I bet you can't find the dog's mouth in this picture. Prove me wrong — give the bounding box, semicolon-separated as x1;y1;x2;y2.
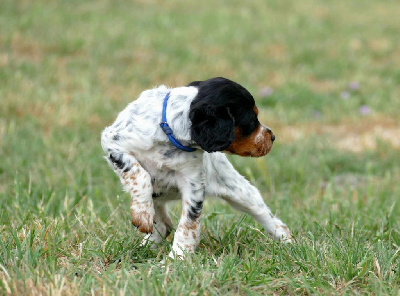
225;125;274;157
249;141;273;157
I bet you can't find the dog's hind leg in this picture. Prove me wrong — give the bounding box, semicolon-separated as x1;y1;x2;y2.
204;153;292;242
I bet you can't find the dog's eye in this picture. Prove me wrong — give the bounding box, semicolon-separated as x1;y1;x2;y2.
241;120;258;136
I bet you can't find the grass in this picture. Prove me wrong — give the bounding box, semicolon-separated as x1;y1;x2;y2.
0;0;399;294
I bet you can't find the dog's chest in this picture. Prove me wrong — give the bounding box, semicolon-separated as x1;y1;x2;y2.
135;144;203;193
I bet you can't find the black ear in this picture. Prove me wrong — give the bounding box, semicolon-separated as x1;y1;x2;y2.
189;105;235;152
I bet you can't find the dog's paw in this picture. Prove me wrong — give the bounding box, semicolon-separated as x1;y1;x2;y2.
130;202;155;233
141;232;163;249
273;223;293;243
168;249;185;260
168;243;195;260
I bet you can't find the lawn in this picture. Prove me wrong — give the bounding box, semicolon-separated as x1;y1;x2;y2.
0;0;399;294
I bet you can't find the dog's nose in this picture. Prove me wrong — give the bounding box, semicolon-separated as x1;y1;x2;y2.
271;134;275;142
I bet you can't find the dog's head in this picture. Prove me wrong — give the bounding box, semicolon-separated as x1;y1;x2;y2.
188;77;275;157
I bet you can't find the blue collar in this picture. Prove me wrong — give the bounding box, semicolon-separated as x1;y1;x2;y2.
159;92;197;152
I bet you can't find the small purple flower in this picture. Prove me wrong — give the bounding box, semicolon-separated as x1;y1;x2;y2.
359;105;371;115
340;91;350;100
259;86;274;98
348;81;360;90
312;110;322;118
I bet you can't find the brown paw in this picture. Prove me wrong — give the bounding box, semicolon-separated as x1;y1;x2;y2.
130;202;155;233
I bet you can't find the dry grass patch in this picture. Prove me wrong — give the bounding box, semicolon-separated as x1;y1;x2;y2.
10;33;44;64
0;274;82;296
275;116;400;152
306;76;338;92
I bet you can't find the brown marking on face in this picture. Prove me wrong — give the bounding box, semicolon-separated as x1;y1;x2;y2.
226;124;274;157
253;106;259;115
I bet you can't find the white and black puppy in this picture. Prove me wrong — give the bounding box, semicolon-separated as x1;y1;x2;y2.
101;77;291;258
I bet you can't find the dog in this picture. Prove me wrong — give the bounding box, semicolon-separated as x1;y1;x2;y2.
101;77;292;258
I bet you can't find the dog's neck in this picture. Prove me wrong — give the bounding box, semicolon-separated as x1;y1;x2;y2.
160;92;197;152
161;86;198;144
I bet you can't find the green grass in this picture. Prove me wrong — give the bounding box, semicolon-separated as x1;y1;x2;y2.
1;0;399;294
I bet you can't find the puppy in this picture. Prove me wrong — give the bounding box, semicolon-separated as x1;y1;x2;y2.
101;77;291;258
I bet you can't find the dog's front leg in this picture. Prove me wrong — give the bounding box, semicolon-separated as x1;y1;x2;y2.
126;168;156;235
205;153;292;242
169;168;205;259
106;151;155;233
